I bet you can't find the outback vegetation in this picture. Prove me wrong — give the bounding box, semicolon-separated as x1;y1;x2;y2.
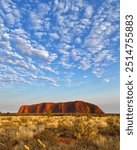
0;114;120;150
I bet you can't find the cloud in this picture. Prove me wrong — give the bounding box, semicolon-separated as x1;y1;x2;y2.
29;11;43;30
71;49;81;61
59;56;72;69
41;65;57;74
104;78;110;83
0;76;29;84
79;58;91;70
84;1;119;54
5;13;14;24
40;76;59;86
35;50;49;59
13;36;55;60
0;41;11;49
92;68;104;78
29;73;37;79
0;65;16;75
83;75;88;79
0;0;119;87
2;33;10;40
1;49;23;60
93;50;109;63
47;53;58;62
49;33;60;40
0;57;25;68
84;5;93;18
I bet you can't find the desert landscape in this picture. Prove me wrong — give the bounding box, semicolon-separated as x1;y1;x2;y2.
0;101;120;150
0;0;120;149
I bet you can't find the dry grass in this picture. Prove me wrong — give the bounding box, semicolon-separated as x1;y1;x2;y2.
0;114;120;150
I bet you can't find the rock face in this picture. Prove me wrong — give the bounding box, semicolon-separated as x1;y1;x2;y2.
18;101;104;114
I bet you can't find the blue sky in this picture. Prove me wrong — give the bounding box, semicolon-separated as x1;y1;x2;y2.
0;0;120;113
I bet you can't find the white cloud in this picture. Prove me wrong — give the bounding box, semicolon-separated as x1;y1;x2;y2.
93;51;108;63
75;37;82;44
41;65;56;73
85;38;105;52
92;68;104;78
112;34;120;42
104;78;110;83
49;33;59;40
47;53;58;62
40;76;59;86
0;65;16;75
34;32;44;39
30;73;37;79
38;3;50;15
80;18;91;26
83;75;88;79
0;41;11;49
0;57;29;69
84;0;119;55
0;76;29;84
29;11;43;30
34;50;49;59
71;49;81;61
58;49;70;56
84;5;93;18
2;33;10;40
6;13;15;25
0;0;119;87
79;58;91;70
59;56;72;69
14;36;50;59
1;50;23;60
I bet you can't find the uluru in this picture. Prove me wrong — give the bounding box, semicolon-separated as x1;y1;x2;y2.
18;101;104;114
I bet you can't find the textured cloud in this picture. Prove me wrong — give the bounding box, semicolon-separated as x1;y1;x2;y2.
0;0;119;87
41;65;57;74
104;78;110;83
40;76;59;87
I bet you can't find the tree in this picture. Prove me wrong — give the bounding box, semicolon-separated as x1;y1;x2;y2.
85;106;90;114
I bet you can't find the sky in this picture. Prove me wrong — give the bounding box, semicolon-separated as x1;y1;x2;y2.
0;0;120;113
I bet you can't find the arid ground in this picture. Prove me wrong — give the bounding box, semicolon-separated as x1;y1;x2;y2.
0;114;119;150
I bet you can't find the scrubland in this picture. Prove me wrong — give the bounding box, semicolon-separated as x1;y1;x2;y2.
0;114;119;150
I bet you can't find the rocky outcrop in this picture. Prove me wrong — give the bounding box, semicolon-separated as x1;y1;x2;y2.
18;101;104;114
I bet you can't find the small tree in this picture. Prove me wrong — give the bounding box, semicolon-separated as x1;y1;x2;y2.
7;112;10;115
46;109;52;117
85;106;90;114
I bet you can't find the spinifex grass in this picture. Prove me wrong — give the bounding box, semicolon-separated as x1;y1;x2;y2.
0;114;120;150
